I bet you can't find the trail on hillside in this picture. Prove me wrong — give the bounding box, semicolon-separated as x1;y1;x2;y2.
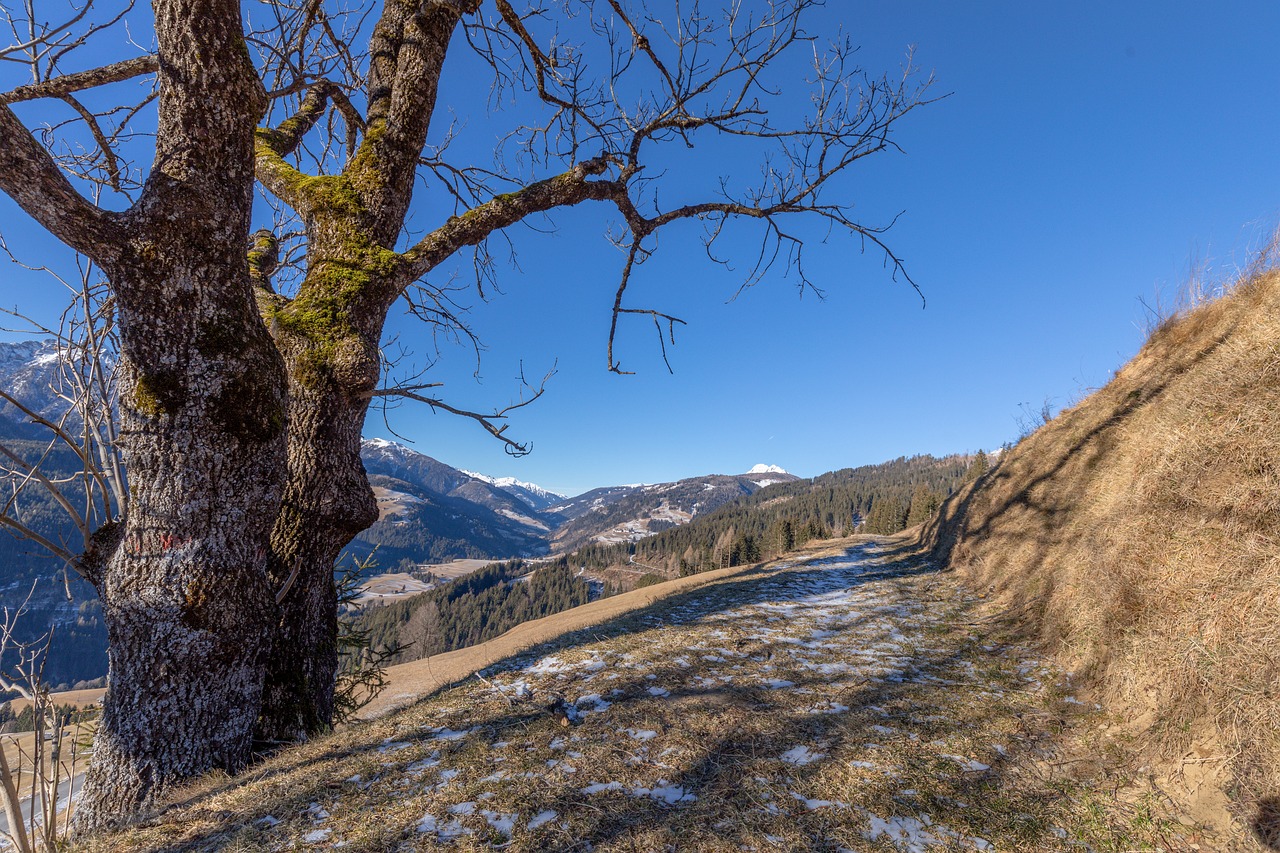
89;543;1200;853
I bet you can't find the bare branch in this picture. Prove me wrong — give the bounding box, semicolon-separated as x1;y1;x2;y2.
0;514;76;566
0;54;157;104
401;154;622;280
257;79;362;160
372;364;556;457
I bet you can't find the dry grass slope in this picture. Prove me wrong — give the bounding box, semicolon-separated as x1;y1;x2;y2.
75;542;1196;852
923;268;1280;850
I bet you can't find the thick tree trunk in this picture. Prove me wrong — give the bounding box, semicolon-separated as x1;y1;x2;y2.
257;324;383;741
71;0;281;830
75;266;288;829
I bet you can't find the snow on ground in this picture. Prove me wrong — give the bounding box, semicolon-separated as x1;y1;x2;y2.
138;543;1116;852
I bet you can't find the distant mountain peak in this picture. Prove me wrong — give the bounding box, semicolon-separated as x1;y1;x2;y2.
747;463;788;475
461;469;566;502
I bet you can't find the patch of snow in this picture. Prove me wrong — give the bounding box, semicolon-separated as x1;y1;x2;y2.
481;810;518;837
747;463;788;474
780;745;826;765
574;693;612;714
943;755;991;772
811;701;851;715
377;740;411;753
527;810;558;830
862;812;992;853
582;781;695;804
790;792;846;810
416;814;469;839
581;781;625;795
643;784;696;804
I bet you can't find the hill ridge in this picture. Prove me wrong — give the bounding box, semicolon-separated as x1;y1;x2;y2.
922;268;1280;847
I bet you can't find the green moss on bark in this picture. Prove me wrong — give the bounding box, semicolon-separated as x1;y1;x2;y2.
267;242;399;388
130;369;187;418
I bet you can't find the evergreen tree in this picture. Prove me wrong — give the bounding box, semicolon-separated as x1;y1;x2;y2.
906;484;943;526
964;450;990;482
863;495;908;535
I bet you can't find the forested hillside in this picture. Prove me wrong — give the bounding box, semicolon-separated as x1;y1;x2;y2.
0;431;108;688
570;453;979;577
546;469;799;552
354;560;590;665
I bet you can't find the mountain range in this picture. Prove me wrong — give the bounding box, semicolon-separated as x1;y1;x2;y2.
0;341;799;683
353;435;797;568
0;340;795;569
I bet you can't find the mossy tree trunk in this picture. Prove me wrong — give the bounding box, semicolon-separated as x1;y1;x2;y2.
0;0;287;830
256;282;391;741
0;0;928;826
250;0;464;740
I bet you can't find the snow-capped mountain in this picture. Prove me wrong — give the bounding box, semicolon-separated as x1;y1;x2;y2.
747;463;788;475
546;469;801;552
461;469;566;511
356;438;554;563
0;339;67;425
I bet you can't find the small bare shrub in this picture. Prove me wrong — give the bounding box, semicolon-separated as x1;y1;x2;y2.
0;595;91;852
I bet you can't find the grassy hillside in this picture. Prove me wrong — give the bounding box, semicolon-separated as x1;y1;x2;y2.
923;267;1280;847
81;541;1197;852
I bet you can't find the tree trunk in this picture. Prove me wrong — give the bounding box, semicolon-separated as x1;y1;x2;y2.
75;264;288;829
71;0;282;829
257;324;383;741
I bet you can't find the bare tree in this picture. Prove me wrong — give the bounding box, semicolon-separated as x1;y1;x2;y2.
0;254;124;588
0;595;89;852
0;0;934;829
400;596;442;659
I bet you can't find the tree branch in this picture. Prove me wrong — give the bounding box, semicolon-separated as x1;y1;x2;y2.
0;55;158;104
0;514;76;566
400;154;622;280
257;79;361;158
372;366;554;457
0;106;124;263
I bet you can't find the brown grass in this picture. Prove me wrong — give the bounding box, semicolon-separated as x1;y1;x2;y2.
922;267;1280;850
76;541;1197;852
360;539;854;721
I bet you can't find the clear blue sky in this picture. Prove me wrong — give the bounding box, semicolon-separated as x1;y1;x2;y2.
2;2;1278;496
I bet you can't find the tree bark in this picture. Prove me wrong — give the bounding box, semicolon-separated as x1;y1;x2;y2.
71;0;285;830
255;228;394;740
257;373;379;741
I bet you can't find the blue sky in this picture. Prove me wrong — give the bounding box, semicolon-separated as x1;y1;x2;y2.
2;2;1278;496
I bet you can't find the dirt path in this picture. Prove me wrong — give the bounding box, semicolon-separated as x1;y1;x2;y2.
358;539;857;721
89;541;1206;852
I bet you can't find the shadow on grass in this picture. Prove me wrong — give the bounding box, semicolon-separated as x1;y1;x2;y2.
129;542;1084;852
1254;797;1280;850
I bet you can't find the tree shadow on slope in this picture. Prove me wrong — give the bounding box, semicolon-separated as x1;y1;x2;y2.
110;543;1190;852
